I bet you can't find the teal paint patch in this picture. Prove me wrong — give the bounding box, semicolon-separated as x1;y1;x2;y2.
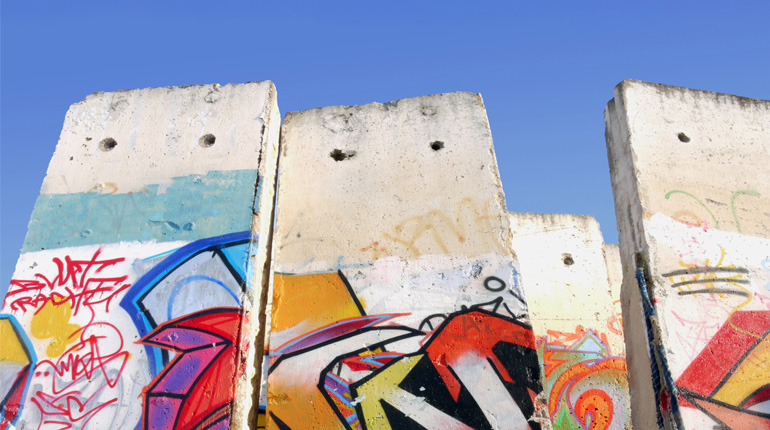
22;170;260;252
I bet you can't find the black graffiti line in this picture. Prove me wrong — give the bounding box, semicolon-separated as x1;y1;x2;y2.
677;288;750;297
338;270;366;317
145;392;186;400
662;267;749;277
214;248;246;292
508;290;527;306
197;403;233;430
268;412;293;430
670;278;750;288
419;314;448;332
679;388;770;419
678;389;738;428
740;383;770;408
502;303;527;320
483;276;506;292
467;297;523;321
469;297;504;314
139;320;231;350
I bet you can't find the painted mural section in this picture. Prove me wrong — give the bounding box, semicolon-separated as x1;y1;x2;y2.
263;93;547;429
1;82;280;430
606;80;770;429
2;233;255;430
644;205;770;429
510;213;631;430
265;255;544;429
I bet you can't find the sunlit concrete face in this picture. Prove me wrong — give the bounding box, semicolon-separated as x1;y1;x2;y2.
263;93;548;430
606;79;770;429
510;212;632;430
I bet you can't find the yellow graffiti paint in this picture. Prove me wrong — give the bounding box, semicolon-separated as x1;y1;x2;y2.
265;377;343;430
713;335;770;406
30;301;81;358
0;319;30;364
271;272;364;333
355;354;423;430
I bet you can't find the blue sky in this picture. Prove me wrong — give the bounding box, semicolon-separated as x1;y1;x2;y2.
2;1;770;287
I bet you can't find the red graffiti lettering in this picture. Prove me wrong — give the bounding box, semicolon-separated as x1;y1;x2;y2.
30;322;129;430
5;250;130;316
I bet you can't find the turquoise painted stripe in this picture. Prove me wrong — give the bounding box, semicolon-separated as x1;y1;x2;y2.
22;169;260;252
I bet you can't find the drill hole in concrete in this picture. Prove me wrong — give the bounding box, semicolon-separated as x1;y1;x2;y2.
330;149;355;161
199;134;216;147
430;141;445;151
677;132;690;143
563;254;574;266
99;138;117;152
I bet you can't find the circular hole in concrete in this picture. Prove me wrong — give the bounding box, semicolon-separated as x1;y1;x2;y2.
430;141;445;151
99;138;117;152
678;132;690;143
199;134;216;147
330;149;356;161
563;255;574;266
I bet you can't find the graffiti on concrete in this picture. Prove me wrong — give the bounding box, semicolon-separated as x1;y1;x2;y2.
140;307;244;430
538;327;630;430
645;188;770;428
120;231;251;376
1;315;37;430
265;267;544;430
0;232;255;430
676;310;770;428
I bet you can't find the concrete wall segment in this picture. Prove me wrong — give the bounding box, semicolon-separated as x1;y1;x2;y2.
510;212;632;429
606;79;770;429
509;213;622;351
23;82;277;253
1;81;280;430
264;92;548;429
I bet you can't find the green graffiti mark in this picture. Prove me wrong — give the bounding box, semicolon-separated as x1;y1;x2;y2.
730;189;760;233
665;190;719;229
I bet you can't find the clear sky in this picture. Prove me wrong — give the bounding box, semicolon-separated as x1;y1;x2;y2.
2;1;770;288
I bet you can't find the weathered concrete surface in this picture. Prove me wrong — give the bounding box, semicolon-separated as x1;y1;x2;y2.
606;79;770;429
264;93;548;429
0;82;280;430
510;213;631;429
